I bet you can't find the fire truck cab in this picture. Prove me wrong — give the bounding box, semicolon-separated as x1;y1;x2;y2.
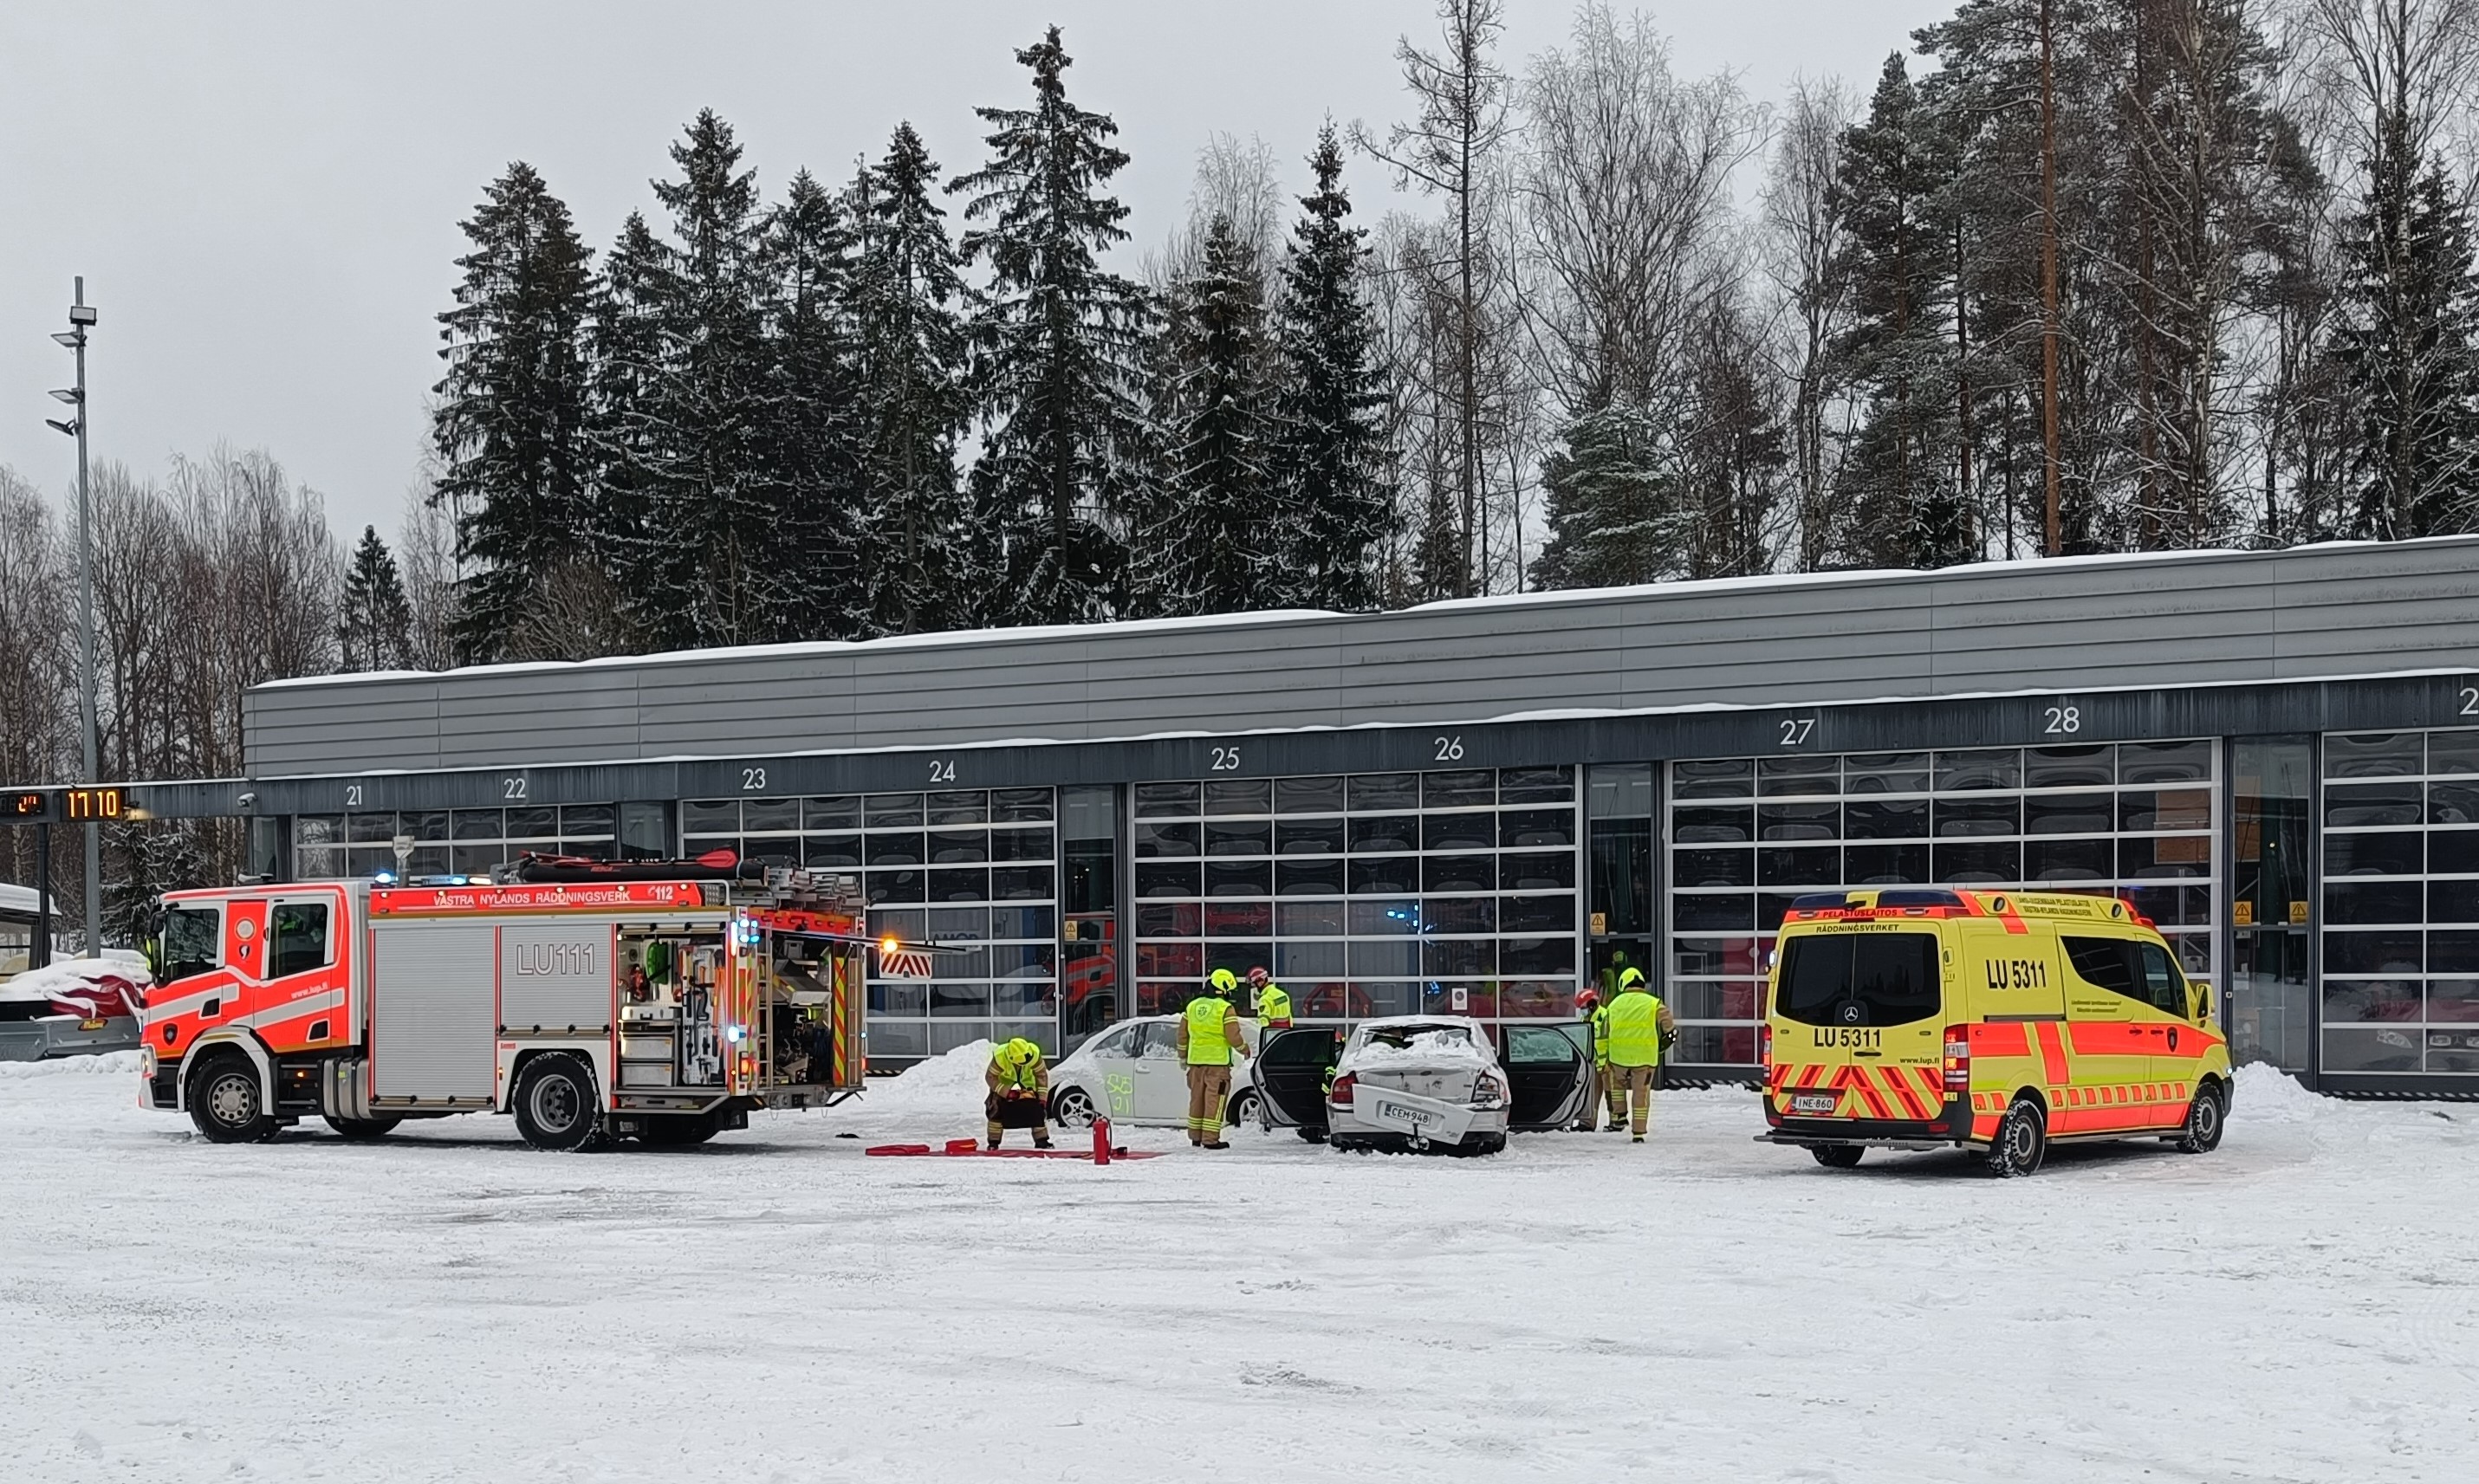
140;872;868;1150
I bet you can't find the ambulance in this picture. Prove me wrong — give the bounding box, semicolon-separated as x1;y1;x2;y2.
1759;888;2231;1176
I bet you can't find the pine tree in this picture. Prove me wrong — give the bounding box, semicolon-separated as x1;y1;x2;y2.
1143;215;1276;614
951;26;1156;625
2335;107;2479;541
851;122;975;635
1271;124;1392;612
1830;53;1966;567
336;525;414;671
581;211;668;644
763;168;867;640
431;162;595;664
619;111;785;649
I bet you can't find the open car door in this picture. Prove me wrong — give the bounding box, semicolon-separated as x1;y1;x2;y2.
1501;1022;1594;1131
1254;1026;1342;1131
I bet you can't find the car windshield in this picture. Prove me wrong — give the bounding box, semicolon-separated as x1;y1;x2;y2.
1775;932;1942;1027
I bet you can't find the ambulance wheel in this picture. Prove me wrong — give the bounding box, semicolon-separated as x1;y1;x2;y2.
323;1114;401;1141
636;1113;718;1147
512;1053;607;1152
1050;1086;1098;1128
189;1053;278;1144
1986;1097;2047;1177
1810;1144;1865;1169
2176;1080;2226;1154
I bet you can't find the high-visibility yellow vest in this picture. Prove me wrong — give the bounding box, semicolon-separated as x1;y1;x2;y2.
1590;1004;1611;1066
1604;989;1665;1067
1185;995;1236;1066
1256;984;1293;1022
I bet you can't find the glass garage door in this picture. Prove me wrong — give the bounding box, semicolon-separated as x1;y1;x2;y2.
1668;742;2221;1067
1128;768;1581;1032
2320;730;2479;1079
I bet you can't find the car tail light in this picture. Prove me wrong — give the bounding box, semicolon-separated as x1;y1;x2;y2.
1328;1071;1356;1107
1472;1072;1507;1109
1943;1026;1970;1092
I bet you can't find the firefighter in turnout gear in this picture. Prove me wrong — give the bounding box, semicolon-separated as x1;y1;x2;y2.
1178;969;1251;1148
1249;966;1292;1028
1573;985;1606;1131
1602;967;1676;1141
984;1037;1053;1150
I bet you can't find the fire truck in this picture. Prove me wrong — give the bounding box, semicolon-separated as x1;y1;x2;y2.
138;863;871;1150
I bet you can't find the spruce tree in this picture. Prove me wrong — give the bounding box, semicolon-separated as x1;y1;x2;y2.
951;26;1155;625
431;161;595;663
583;211;668;640
851;122;975;635
336;525;414;671
1145;215;1276;614
2335;108;2479;541
763;168;867;639
1535;404;1678;587
1271;124;1392;612
620;111;784;648
1830;53;1966;567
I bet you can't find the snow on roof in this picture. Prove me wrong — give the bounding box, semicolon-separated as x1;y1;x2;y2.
0;882;45;917
254;534;2477;695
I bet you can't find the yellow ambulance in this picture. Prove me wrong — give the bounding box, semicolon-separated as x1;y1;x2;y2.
1759;888;2231;1176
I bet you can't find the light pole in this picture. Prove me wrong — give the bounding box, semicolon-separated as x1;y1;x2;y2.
46;279;101;956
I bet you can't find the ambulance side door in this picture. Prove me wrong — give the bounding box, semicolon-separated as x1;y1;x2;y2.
2057;933;2154;1124
2137;940;2207;1124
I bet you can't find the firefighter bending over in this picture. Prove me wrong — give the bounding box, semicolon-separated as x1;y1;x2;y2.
1602;967;1676;1143
985;1037;1053;1150
1178;969;1251;1149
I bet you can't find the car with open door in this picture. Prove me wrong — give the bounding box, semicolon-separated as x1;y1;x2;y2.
1047;1014;1263;1131
1255;1015;1594;1153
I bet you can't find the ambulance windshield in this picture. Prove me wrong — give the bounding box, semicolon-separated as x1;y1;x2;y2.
1775;933;1941;1027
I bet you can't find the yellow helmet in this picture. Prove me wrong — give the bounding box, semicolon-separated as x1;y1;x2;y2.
1208;968;1238;995
1617;966;1646;991
997;1036;1040;1066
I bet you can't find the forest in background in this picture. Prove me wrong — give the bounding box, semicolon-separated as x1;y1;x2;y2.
10;0;2479;936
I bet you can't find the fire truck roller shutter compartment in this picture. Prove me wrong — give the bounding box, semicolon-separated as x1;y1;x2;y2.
499;922;616;1034
370;922;496;1101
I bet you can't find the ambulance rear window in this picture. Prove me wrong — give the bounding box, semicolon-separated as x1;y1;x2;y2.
1776;933;1942;1027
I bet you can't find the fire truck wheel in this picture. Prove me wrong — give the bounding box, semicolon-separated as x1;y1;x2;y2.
2176;1080;2226;1154
1985;1096;2048;1178
636;1113;719;1147
188;1054;277;1144
323;1114;402;1141
512;1053;607;1152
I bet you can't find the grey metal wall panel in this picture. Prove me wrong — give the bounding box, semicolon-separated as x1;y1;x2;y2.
239;535;2479;777
369;922;496;1099
497;923;615;1033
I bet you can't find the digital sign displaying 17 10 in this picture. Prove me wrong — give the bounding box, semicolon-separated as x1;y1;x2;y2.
3;787;128;824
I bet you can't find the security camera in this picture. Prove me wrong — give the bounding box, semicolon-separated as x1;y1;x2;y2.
236;791;257;807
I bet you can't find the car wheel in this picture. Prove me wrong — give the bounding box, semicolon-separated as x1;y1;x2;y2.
1227;1088;1262;1131
637;1113;720;1147
323;1114;401;1141
1809;1144;1865;1170
1050;1085;1098;1128
1984;1096;2047;1177
188;1054;277;1144
1295;1125;1327;1144
2176;1080;2225;1154
511;1053;607;1152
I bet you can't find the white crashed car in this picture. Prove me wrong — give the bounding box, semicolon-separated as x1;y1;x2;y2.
1256;1014;1595;1155
1047;1014;1263;1131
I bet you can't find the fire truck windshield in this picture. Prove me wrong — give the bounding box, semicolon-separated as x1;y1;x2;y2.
159;906;221;985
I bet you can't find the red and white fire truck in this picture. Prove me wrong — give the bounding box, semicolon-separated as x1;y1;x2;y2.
138;865;871;1150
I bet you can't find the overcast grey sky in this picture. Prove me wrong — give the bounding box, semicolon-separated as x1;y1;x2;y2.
0;1;1949;541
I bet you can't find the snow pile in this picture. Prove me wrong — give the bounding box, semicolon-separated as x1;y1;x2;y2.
1351;1026;1490;1070
860;1040;995;1111
0;1048;141;1081
0;955;149;1018
2234;1061;2327;1123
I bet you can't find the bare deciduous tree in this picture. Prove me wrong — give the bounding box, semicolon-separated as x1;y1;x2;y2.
1762;75;1863;569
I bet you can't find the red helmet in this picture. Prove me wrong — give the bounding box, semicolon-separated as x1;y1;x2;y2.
1574;986;1600;1009
1247;966;1269;986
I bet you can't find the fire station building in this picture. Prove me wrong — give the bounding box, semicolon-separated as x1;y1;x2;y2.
118;535;2479;1096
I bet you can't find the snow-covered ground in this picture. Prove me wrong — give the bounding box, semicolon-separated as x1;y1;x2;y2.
3;1052;2473;1483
